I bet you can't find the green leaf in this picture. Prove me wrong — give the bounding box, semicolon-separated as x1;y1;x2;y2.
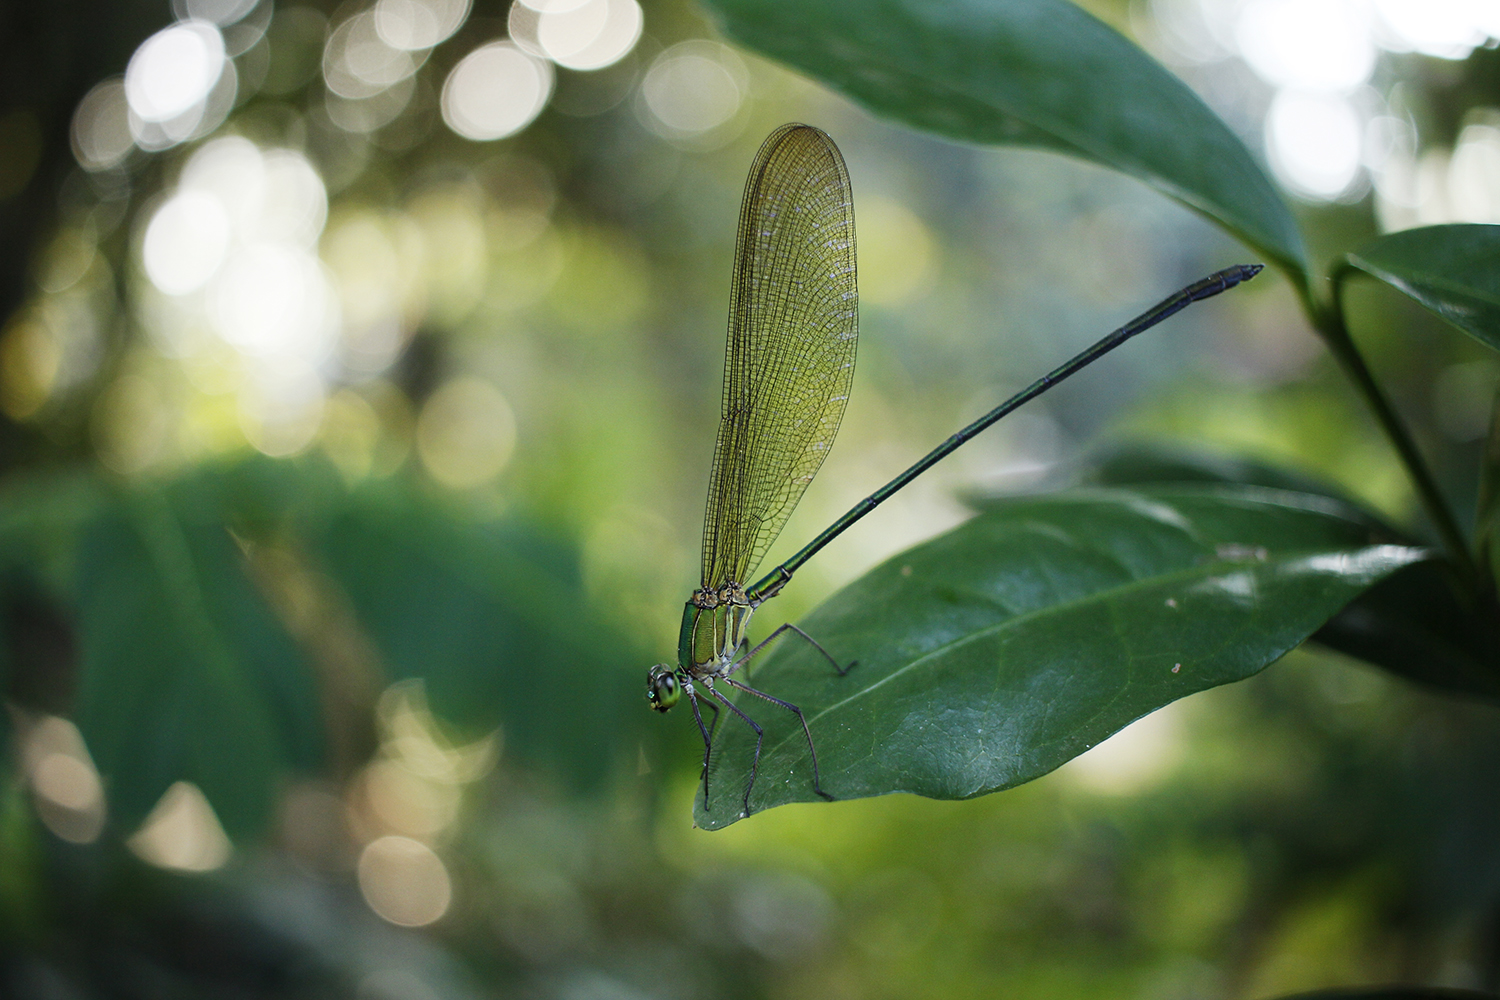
312;484;646;789
1345;224;1500;351
693;485;1423;828
1075;442;1500;702
1079;441;1357;501
0;471;114;758
0;470;111;597
703;0;1307;278
1477;388;1500;590
73;482;323;839
1313;560;1500;702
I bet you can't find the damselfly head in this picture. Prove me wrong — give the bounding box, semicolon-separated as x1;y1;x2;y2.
647;665;681;712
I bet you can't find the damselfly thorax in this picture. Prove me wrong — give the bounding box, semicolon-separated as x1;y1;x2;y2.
681;583;756;679
648;570;844;819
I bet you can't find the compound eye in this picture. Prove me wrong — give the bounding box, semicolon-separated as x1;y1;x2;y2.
646;665;681;712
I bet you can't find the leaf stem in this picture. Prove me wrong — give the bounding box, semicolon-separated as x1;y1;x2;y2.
1320;269;1479;592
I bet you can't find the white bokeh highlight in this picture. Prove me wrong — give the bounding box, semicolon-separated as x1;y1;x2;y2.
1266;90;1364;200
1158;0;1500;204
640;41;747;138
441;41;553;141
324;11;422;100
134;137;339;458
210;243;339;360
1373;0;1489;58
71;79;135;171
1235;0;1375;93
125;21;226;122
143;190;232;295
536;0;641;71
374;0;472;50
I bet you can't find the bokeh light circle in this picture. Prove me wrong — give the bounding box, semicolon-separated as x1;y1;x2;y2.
21;716;106;846
416;376;517;488
519;0;591;11
1235;0;1375;93
1449;123;1500;223
124;21;227;122
858;196;937;307
71;79;135;171
641;41;744;136
540;0;642;71
239;363;327;457
210;244;339;361
1266;89;1362;200
175;0;259;26
357;835;453;927
374;0;472;51
143;190;232;295
440;41;553;141
1372;0;1488;59
176;138;330;251
536;0;606;61
128;52;238;153
255;149;330;247
324;12;420;100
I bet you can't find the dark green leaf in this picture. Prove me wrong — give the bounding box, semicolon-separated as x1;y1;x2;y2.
1077;440;1358;501
1072;443;1500;702
312;484;646;789
73;483;323;839
1345;224;1500;351
1313;560;1500;702
703;0;1307;277
1478;388;1500;590
0;618;9;755
0;471;114;755
694;486;1424;828
0;470;111;596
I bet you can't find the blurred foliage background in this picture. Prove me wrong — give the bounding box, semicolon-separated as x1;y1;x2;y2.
1;0;1500;996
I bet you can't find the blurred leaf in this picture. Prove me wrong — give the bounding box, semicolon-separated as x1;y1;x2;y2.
1478;388;1500;591
704;0;1307;277
73;479;323;839
1313;560;1500;702
1075;442;1500;702
0;470;111;592
695;485;1423;828
1344;224;1500;351
0;471;115;756
191;453;348;534
0;780;45;941
312;483;645;789
1078;440;1358;500
1272;990;1500;999
0;633;8;758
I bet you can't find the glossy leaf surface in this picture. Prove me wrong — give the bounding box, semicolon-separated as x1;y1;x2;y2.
1083;442;1500;703
703;0;1306;277
1345;224;1500;351
695;486;1423;828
